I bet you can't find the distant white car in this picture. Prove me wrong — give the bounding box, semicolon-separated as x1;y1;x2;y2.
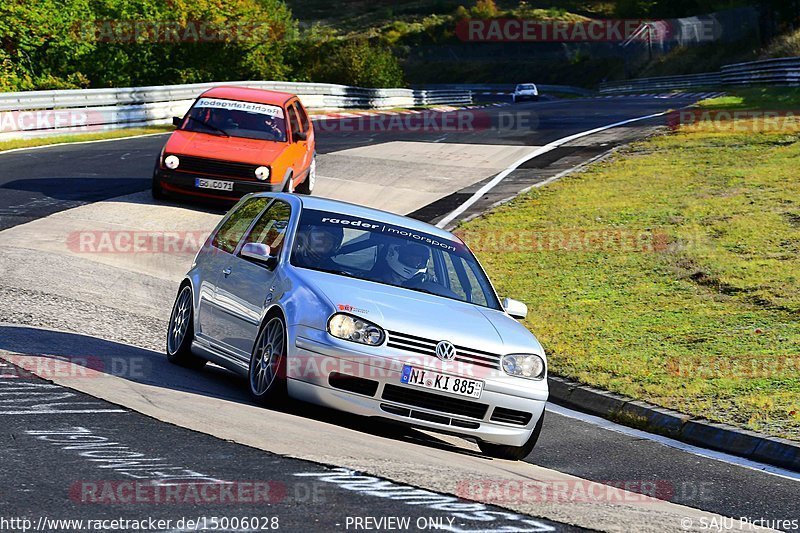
512;83;539;103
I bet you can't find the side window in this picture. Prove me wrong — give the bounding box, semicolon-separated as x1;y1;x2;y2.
211;198;269;254
287;105;301;138
242;200;291;257
438;252;489;306
440;253;468;300
293;102;309;132
459;258;490;307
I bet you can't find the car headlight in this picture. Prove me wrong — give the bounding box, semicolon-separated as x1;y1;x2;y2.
328;313;385;346
164;155;180;169
255;166;270;181
501;354;546;380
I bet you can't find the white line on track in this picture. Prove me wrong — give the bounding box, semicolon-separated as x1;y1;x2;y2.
0;131;171;157
435;110;670;228
547;403;800;483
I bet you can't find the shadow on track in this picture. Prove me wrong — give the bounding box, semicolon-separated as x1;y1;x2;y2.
0;324;488;460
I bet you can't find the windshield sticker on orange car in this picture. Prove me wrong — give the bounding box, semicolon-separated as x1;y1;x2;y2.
195;98;285;119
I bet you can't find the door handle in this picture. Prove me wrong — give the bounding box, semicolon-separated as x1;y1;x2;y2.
222;267;231;277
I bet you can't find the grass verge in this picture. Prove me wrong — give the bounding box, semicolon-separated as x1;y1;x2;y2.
458;91;800;440
0;126;173;153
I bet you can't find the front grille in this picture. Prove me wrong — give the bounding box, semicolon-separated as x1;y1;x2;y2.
381;384;488;419
328;372;379;397
490;407;533;426
386;330;501;370
169;154;259;180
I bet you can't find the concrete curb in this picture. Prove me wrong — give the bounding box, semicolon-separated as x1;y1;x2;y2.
547;375;800;473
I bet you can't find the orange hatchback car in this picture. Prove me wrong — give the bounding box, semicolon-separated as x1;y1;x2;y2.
153;86;316;202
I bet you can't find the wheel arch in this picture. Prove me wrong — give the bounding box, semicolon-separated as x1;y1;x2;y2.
281;167;294;192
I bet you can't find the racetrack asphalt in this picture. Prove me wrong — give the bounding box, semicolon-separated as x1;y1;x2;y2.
0;94;796;532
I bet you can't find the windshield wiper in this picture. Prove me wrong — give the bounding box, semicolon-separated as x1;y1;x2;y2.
310;267;359;279
184;115;230;137
402;285;439;297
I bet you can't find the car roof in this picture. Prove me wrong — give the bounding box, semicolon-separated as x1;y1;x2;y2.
262;194;461;242
199;86;294;106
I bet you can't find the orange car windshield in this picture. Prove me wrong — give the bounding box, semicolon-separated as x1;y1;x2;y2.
181;97;287;142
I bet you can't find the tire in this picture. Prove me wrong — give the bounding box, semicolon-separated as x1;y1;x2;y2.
248;314;288;404
479;411;544;461
295;156;315;195
166;285;206;369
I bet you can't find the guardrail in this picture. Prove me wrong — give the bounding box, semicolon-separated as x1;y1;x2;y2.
599;55;800;94
599;72;723;93
721;56;800;86
0;81;473;140
414;84;594;97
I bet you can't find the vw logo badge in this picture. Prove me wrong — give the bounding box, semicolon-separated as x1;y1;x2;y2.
435;341;456;361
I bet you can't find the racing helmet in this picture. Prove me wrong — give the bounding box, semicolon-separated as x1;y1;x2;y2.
386;243;429;280
297;224;344;263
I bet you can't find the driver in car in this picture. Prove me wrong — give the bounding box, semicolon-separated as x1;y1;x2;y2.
380;243;430;286
293;225;343;271
263;115;283;139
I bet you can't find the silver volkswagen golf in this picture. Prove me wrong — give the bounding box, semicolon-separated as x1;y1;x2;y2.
166;193;548;460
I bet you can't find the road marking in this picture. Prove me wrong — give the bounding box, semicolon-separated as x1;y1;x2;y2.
27;426;226;484
0;131;171;157
295;468;557;532
0;356;128;415
546;403;800;483
435;110;670;228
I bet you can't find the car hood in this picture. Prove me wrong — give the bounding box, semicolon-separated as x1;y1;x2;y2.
292;268;544;355
165;130;287;164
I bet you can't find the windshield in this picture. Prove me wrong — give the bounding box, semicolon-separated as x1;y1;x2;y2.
290;209;502;310
517;84;536;91
180;97;287;142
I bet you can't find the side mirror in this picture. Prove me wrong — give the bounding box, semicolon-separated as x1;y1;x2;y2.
172;116;183;128
241;242;275;266
502;297;528;320
293;130;307;142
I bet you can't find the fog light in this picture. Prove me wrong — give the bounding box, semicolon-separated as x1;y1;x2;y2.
501;354;545;380
164;155;180;170
255;166;270;181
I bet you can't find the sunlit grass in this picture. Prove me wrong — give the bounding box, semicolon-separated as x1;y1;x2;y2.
459;96;800;439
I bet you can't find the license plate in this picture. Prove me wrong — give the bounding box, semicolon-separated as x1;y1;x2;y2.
400;365;483;399
195;178;234;191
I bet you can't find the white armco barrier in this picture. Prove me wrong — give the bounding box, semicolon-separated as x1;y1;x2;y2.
599;55;800;94
0;80;473;140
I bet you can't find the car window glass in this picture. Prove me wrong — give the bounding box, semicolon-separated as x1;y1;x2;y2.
293;102;310;132
331;229;375;270
458;256;490;306
212;198;270;254
242;200;292;256
183;98;287;142
440;253;468;300
287;106;301;137
290;209;501;310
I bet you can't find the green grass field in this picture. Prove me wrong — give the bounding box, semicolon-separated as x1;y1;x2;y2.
458;89;800;439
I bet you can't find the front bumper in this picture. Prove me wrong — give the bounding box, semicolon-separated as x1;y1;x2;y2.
286;325;548;447
154;168;280;201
